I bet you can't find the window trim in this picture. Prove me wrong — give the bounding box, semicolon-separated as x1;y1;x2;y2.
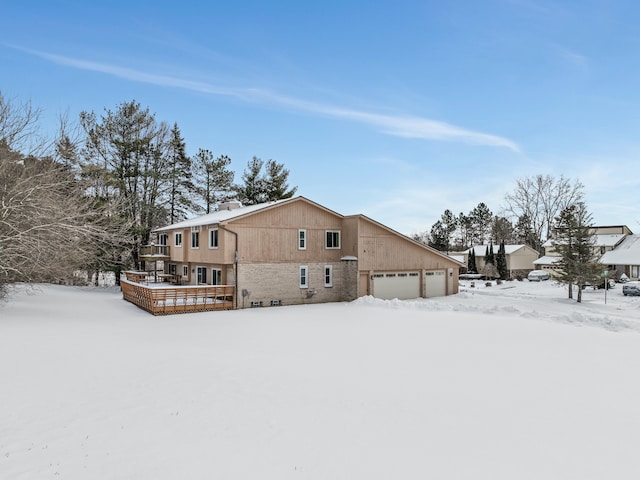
298;229;307;250
211;268;222;286
196;266;207;285
209;228;219;249
299;265;309;289
174;232;183;247
324;265;333;287
325;230;341;249
191;231;200;249
182;265;189;278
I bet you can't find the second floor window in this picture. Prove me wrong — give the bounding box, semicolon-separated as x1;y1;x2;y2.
326;230;340;249
191;231;199;248
298;229;306;250
209;229;219;248
174;233;182;247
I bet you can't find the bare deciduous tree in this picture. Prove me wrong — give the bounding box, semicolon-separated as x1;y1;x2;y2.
503;174;584;253
0;92;47;155
0;147;130;295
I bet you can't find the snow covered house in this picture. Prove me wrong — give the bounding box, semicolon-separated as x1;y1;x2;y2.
536;225;631;276
459;244;539;279
148;196;462;309
599;234;640;280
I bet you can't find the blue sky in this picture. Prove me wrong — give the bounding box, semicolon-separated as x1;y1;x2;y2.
2;0;640;235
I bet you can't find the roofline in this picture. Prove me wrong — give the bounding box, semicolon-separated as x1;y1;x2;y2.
345;214;465;267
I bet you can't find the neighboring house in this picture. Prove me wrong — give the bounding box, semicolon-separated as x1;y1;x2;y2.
456;244;540;279
152;196;463;308
599;234;640;280
536;225;631;275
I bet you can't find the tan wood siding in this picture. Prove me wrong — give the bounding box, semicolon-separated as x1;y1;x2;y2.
228;201;345;263
357;219;459;271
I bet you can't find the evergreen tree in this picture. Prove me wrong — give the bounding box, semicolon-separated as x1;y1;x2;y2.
457;212;473;250
552;202;601;302
468;248;477;273
514;213;538;250
192;148;234;213
491;216;515;244
235;156;265;205
166;124;197;224
263;159;297;201
496;241;508;279
80;100;172;269
439;209;457;252
234;156;297;205
469;202;493;245
485;242;495;266
428;220;448;252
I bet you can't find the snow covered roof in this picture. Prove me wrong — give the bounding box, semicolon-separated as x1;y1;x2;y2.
544;233;626;248
155;199;290;231
533;256;562;265
600;235;640;265
593;233;626;247
464;245;529;256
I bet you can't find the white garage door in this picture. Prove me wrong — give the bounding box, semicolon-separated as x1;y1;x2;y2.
424;270;446;298
372;272;420;300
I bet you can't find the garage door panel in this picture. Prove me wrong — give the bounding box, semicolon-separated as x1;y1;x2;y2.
425;270;446;298
372;272;420;300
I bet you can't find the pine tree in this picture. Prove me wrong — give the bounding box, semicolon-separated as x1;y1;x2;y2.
469;202;493;245
496;241;508;279
234;156;297;205
192;148;234;213
468;248;477;273
263;159;297;201
166;124;197;223
486;242;495;266
552;202;601;302
80;100;172;270
428;221;448;252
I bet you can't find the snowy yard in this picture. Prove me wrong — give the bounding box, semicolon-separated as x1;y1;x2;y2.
2;280;640;479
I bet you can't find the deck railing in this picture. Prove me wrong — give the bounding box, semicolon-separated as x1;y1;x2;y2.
139;244;171;258
121;279;235;315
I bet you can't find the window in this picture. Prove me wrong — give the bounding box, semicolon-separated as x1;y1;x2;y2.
299;266;308;288
158;234;168;246
168;264;177;275
191;231;199;248
182;265;188;278
298;229;307;250
211;268;222;285
175;232;183;247
324;265;333;287
325;230;341;249
196;266;207;285
209;229;219;249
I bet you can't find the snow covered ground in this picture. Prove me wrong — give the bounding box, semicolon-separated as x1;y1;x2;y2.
2;280;640;479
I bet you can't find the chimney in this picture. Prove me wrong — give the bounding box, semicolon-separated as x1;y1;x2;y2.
218;200;243;211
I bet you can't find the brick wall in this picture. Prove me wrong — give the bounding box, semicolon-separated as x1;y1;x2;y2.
236;261;356;308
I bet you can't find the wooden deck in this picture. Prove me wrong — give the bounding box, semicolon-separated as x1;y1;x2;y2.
121;279;235;315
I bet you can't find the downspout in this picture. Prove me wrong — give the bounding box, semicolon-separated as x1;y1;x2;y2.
219;224;239;309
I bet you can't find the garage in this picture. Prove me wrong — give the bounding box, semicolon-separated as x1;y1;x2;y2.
372;272;420;300
424;270;446;298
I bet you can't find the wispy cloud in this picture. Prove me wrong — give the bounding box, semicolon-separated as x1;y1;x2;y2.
17;46;521;152
555;46;589;70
